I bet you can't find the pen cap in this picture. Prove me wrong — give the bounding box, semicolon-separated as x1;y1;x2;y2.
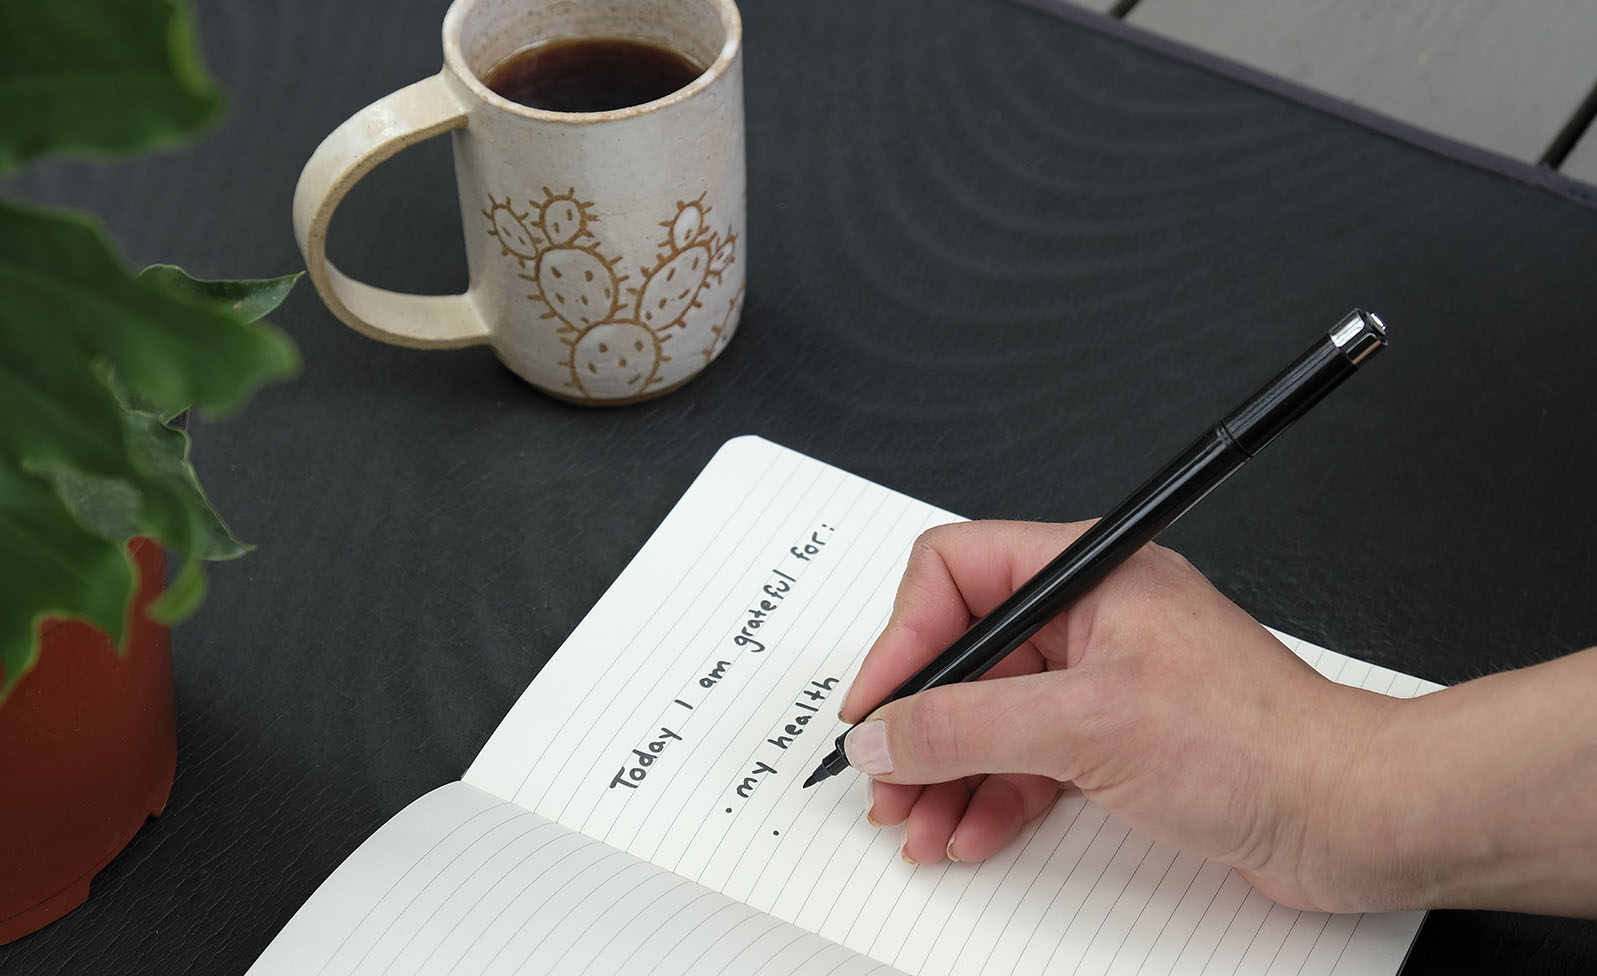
1220;310;1386;456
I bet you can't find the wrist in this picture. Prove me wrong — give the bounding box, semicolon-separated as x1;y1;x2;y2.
1340;652;1597;917
1323;690;1453;910
1290;682;1435;913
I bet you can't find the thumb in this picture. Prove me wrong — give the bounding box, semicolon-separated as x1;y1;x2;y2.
843;670;1089;785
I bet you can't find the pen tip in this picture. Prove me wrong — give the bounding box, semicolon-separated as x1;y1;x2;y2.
802;769;825;789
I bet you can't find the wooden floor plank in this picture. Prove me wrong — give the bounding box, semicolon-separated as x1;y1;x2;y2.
1564;125;1597;185
1053;0;1119;13
1127;0;1597;163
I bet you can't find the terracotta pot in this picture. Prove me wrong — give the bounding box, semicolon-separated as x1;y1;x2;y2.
0;538;176;945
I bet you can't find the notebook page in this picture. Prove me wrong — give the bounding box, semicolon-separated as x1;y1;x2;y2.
466;435;1437;975
247;781;900;976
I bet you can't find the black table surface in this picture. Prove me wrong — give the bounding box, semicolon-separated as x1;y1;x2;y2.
5;0;1597;972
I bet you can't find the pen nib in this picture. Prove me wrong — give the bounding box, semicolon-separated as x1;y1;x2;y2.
802;769;826;789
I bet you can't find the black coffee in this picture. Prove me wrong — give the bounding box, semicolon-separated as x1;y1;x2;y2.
484;38;703;112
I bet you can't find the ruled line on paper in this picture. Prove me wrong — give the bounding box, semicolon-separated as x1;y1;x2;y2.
253;783;908;976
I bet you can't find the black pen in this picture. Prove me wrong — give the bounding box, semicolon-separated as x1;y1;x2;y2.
804;309;1387;788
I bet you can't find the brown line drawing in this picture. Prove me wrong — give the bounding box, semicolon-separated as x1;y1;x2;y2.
482;194;541;267
700;283;747;365
520;188;626;336
634;193;737;335
485;187;738;401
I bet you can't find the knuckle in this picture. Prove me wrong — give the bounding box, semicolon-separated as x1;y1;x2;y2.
1109;544;1203;620
985;773;1030;823
1145;541;1196;576
1134;551;1186;595
1057;670;1130;744
901;691;964;771
899;528;958;590
913;523;959;552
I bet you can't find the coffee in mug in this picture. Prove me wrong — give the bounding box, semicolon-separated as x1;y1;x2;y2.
484;38;704;113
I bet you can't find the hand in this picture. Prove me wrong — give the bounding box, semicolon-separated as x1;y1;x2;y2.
838;520;1404;914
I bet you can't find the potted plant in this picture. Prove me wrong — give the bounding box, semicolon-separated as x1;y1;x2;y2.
0;0;300;943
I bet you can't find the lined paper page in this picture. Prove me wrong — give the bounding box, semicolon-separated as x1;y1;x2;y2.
466;435;1437;975
248;781;899;976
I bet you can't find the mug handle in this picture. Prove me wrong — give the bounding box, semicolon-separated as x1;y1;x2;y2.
292;72;490;348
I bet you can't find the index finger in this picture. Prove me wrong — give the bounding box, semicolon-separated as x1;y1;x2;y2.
839;520;1093;723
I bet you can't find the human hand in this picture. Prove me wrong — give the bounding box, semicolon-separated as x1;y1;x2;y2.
838;520;1406;914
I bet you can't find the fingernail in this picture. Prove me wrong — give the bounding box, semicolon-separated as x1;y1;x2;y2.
864;781;882;828
843;721;893;776
900;845;917;865
946;836;961;862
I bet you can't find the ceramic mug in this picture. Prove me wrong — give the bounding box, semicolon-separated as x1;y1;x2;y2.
293;0;745;405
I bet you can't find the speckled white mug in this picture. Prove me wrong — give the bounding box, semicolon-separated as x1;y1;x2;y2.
293;0;745;404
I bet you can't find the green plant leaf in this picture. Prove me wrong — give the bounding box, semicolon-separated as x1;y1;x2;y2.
0;460;135;698
145;550;206;625
33;404;252;564
0;198;300;693
140;265;303;326
0;199;299;418
0;0;223;175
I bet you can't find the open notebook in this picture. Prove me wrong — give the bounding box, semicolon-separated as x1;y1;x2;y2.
250;436;1441;976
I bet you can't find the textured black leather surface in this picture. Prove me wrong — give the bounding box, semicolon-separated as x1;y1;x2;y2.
3;0;1595;971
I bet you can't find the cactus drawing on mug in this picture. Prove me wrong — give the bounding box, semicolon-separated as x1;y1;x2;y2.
484;186;738;402
636;194;737;334
482;195;542;267
700;283;746;366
